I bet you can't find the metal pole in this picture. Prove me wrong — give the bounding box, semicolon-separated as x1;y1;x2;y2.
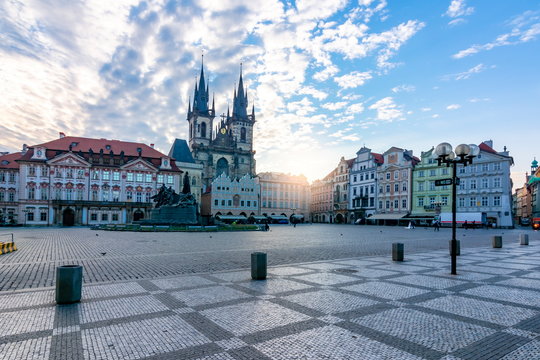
451;161;457;275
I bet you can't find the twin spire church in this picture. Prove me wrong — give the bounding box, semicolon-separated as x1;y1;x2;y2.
186;59;257;188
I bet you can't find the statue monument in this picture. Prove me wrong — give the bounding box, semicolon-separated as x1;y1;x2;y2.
139;172;199;225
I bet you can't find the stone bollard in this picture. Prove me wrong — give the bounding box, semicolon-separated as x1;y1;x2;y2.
56;265;83;305
392;243;404;262
449;240;461;256
520;234;529;246
492;236;503;248
251;252;267;280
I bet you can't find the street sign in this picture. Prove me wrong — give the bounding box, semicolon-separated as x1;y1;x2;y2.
435;178;453;186
435;178;460;186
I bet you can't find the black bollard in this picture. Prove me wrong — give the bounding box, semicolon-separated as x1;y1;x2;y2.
492;236;502;248
251;252;267;280
520;234;529;246
56;265;83;304
392;243;404;262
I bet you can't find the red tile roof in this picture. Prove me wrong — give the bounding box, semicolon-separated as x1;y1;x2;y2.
479;142;497;154
0;152;22;169
346;158;355;168
34;136;165;158
372;152;384;164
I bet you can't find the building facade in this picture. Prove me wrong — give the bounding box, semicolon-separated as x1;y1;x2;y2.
529;160;540;218
259;172;310;222
310;172;334;223
455;141;514;228
0;152;21;224
333;157;353;223
410;147;453;220
348;147;383;223
374;147;418;223
2;135;182;226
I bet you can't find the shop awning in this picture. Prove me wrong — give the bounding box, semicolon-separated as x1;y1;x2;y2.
291;214;304;219
368;213;406;220
268;215;288;220
216;215;247;220
250;216;268;220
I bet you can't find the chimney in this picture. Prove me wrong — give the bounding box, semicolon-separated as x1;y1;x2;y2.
150;144;154;148
22;144;28;154
483;139;493;148
59;132;66;138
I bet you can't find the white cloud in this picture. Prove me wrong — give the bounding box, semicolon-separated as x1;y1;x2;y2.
432;114;440;118
322;102;348;110
347;103;365;113
391;84;416;93
446;104;461;110
421;107;432;112
453;11;540;58
445;0;474;18
443;63;489;80
334;71;373;89
299;86;328;100
469;97;491;103
369;97;404;121
313;65;339;81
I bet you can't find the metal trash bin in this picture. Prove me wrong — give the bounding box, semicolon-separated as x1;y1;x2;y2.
56;265;83;304
251;252;267;280
520;234;529;246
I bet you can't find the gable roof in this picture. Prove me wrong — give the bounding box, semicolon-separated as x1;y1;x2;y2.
34;136;165;158
0;152;22;169
479;142;497;154
168;139;195;164
372;152;384;164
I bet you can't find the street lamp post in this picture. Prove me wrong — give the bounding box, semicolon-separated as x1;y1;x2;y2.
434;142;480;275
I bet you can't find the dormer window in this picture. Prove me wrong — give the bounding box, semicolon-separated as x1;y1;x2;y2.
105;145;111;150
71;142;79;148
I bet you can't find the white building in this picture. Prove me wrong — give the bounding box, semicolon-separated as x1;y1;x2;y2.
259;172;310;222
348;147;383;222
456;140;514;228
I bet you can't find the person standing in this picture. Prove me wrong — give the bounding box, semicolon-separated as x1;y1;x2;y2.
434;219;440;231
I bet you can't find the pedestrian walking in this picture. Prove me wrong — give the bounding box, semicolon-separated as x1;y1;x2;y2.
434;220;440;231
464;220;468;230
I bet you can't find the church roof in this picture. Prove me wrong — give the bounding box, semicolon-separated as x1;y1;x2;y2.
169;139;195;164
0;152;22;169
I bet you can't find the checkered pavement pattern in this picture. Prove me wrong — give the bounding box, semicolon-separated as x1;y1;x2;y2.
2;242;540;359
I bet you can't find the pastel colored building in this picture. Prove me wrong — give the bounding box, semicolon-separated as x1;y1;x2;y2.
348;147;383;223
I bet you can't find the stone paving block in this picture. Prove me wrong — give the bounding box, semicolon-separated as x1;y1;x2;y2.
210;271;251;283
353;308;495;352
477;262;537;270
522;272;540;279
194;353;236;360
499;339;540;360
496;277;540;291
170;286;251;307
317;315;344;324
0;336;51;360
79;295;168;324
333;259;381;267
151;276;216;290
81;315;210;360
301;262;352;271
292;272;359;286
353;268;400;278
502;327;539;339
283;289;379;314
372;264;435;273
255;325;422;360
82;282;147;299
268;266;313;276
462;285;540;307
459;265;518;275
0;307;55;337
417;295;538;326
452;332;529;360
0;290;54;311
200;300;311;336
424;270;495;281
239;278;312;294
388;274;467;289
342;281;430;301
215;337;248;350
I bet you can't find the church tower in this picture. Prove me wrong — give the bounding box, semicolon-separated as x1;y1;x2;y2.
228;64;255;152
187;56;215;150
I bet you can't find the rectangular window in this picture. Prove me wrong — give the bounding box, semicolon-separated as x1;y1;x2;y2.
482;178;489;188
394;171;399;179
394;184;399;192
136;192;142;202
101;213;108;221
214;199;218;206
379;201;383;209
402;182;407;191
370;185;374;194
28;166;36;176
77;189;83;201
221;200;225;206
458;197;465;207
402;199;407;208
27;212;34;221
470;179;476;189
0;172;5;182
481;196;488;206
112;190;120;202
353;187;357;196
113;172;120;181
126;191;132;201
66;169;73;178
386;200;390;209
145;174;152;183
9;173;15;182
379;186;383;194
418;197;424;207
429;169;436;176
66;189;72;200
112;214;119;221
441;196;448;205
93;171;99;180
459;167;465;174
418;182;424;191
494;162;501;170
127;173;134;182
0;192;4;202
429;181;435;191
470;197;476;207
91;213;98;221
102;171;110;180
136;173;143;182
418;171;424;177
429;196;436;205
9;192;15;202
493;196;501;206
167;175;174;184
386;172;390;180
40;212;47;221
92;190;98;201
442;168;448;175
494;177;501;188
102;191;109;201
55;189;62;200
145;193;151;202
157;174;164;184
28;187;35;200
394;199;399;208
459;180;466;190
77;170;84;179
482;163;489;172
247;201;251;207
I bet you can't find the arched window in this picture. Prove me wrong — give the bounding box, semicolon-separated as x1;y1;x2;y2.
216;158;229;177
201;122;207;138
240;127;246;142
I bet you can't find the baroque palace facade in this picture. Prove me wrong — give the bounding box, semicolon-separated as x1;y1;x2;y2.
0;135;182;226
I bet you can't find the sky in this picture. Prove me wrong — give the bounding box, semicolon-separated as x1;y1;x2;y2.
1;0;539;185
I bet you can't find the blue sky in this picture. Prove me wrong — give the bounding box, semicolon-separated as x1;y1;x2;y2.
0;0;538;185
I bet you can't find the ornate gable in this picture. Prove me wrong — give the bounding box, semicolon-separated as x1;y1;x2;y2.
47;153;90;167
121;158;158;172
